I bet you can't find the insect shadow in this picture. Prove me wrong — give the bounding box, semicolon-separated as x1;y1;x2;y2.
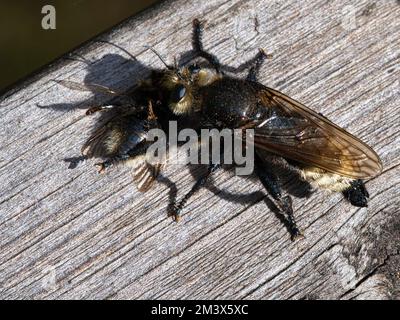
37;42;313;227
38;50;150;165
38;52;147;112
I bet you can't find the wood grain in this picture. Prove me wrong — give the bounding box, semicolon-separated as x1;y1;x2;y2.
0;0;399;300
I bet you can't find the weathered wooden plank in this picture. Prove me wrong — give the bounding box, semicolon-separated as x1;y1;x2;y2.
0;0;399;300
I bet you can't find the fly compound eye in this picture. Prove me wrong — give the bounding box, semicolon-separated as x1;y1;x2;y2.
170;84;186;103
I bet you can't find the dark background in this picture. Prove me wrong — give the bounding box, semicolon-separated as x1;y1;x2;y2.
0;0;161;92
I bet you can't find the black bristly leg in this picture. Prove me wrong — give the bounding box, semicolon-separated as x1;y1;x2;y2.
255;155;303;240
217;48;272;77
192;19;223;73
246;49;270;82
170;164;221;221
192;19;272;77
94;142;149;174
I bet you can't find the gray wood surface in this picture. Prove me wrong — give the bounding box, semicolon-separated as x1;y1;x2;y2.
0;0;399;300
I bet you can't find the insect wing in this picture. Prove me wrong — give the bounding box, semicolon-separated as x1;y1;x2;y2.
252;87;382;179
129;152;164;192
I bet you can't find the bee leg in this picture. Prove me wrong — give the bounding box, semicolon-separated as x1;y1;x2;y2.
169;164;221;221
343;179;369;207
94;140;152;174
192;19;222;73
94;154;131;173
95;156;122;173
86;103;121;115
255;157;303;240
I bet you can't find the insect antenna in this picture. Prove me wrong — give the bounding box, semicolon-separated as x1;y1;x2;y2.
144;45;174;70
95;40;137;62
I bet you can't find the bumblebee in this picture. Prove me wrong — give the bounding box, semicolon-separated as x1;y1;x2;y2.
61;19;382;240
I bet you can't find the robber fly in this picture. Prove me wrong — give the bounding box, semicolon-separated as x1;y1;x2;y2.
60;19;382;240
